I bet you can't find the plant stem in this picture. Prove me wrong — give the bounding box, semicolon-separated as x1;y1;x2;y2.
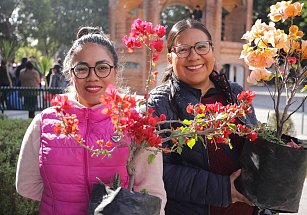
126;144;141;192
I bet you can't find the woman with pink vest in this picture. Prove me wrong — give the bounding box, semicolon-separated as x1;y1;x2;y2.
16;27;166;215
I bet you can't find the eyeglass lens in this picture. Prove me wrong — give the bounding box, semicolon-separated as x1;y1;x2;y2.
72;63;112;79
173;41;211;58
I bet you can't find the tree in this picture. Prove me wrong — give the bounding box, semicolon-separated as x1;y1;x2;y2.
0;0;109;57
0;0;21;41
160;5;191;35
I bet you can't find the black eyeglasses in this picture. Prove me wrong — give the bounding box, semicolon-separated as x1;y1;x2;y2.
171;41;212;58
71;63;114;79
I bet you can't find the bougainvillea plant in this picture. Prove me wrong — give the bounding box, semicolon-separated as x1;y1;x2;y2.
240;0;306;144
52;19;258;192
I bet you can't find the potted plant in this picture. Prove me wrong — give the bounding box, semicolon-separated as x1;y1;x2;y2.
51;19;258;215
237;1;307;213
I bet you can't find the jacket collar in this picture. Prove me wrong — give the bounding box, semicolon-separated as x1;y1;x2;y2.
170;71;234;104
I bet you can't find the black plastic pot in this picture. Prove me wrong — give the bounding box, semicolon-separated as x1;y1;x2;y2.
88;184;162;215
235;136;307;213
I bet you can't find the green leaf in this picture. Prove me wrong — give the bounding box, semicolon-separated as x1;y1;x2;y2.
183;119;192;125
187;138;196;149
147;154;156;164
300;85;307;93
216;113;228;120
228;123;236;130
177;147;183;154
178;136;186;144
196;113;205;119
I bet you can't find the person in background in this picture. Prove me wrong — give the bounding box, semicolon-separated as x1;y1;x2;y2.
16;26;166;215
19;61;41;118
7;60;17;85
0;60;13;109
0;60;12;87
49;63;66;88
29;56;43;87
15;57;28;86
149;19;259;215
192;5;203;22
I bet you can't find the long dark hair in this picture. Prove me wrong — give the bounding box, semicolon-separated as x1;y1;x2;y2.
162;19;213;83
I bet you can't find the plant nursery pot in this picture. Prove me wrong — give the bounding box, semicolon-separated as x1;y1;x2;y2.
235;135;307;213
88;184;162;215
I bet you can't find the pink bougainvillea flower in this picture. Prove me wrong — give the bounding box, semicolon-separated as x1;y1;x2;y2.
154;24;166;38
286;139;303;149
152;53;159;62
51;94;73;111
151;39;164;52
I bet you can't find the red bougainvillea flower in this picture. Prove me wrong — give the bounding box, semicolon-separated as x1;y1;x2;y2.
249;132;258;141
151;39;164;52
237;90;256;105
152;53;159;62
287;56;297;64
154;24;166;38
51;94;73;113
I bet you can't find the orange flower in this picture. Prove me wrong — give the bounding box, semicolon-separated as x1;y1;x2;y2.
301;40;307;60
289;25;304;39
284;2;304;18
105;141;112;148
247;68;273;85
241;46;277;69
268;1;304;22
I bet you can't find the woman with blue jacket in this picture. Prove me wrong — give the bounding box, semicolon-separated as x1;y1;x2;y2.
149;19;258;215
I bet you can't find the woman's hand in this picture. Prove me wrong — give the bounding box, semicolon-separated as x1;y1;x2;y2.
230;169;254;206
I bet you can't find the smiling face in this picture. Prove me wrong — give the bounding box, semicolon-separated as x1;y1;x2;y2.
168;28;215;93
70;43;116;107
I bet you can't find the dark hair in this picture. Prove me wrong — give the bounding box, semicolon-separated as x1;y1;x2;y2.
63;26;119;83
52;63;62;73
25;61;34;70
163;19;213;82
21;57;28;64
1;60;6;66
167;19;212;53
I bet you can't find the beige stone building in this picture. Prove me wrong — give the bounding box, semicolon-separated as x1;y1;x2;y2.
108;0;253;93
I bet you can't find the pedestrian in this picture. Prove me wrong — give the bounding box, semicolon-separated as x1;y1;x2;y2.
48;63;66;88
149;19;259;215
0;60;12;109
19;61;41;118
192;5;203;22
16;26;166;215
0;60;12;87
15;57;28;86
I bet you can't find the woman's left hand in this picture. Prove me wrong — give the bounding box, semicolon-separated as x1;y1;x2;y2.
230;169;255;206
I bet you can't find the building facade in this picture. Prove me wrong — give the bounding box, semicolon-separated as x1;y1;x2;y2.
108;0;253;93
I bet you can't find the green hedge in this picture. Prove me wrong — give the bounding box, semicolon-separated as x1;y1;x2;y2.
0;117;39;215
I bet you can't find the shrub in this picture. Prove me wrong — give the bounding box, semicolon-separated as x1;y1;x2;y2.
0;118;39;215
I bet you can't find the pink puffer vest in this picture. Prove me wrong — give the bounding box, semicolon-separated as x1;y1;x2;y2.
39;105;129;215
